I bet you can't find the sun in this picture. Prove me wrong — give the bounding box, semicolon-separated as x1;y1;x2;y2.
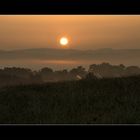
60;37;69;46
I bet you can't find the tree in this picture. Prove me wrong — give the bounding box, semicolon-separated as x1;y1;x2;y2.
125;66;140;76
40;67;53;74
70;66;87;79
39;67;54;81
85;72;98;80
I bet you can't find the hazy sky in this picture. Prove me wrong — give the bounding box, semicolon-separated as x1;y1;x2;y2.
0;15;140;50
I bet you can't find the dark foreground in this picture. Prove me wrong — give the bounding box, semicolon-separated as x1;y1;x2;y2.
0;76;140;124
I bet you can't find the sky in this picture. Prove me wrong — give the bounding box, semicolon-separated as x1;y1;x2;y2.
0;15;140;70
0;15;140;50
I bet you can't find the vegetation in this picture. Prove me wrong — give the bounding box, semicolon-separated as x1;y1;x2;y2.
0;75;140;124
0;62;140;87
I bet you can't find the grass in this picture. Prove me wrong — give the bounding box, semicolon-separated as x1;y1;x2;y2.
0;76;140;124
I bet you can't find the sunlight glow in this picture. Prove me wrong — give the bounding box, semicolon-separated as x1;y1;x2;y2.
60;37;68;46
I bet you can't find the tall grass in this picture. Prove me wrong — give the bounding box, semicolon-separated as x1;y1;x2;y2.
0;76;140;124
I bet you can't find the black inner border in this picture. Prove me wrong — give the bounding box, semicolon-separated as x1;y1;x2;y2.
0;1;140;14
0;0;140;138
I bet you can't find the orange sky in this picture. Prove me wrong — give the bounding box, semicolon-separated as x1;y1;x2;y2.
0;15;140;50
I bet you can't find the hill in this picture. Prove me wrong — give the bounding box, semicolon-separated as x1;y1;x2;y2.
0;48;140;67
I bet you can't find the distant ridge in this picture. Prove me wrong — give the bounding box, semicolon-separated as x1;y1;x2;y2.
0;48;140;67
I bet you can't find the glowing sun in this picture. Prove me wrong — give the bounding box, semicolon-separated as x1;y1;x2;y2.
60;37;69;46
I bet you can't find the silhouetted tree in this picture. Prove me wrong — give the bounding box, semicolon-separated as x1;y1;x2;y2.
0;63;140;87
39;67;53;81
85;72;98;80
125;66;140;76
70;66;86;75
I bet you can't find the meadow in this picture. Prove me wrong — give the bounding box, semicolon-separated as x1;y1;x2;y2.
0;75;140;124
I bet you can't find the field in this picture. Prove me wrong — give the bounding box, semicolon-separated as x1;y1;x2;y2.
0;76;140;124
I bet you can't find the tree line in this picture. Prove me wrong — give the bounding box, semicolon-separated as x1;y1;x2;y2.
0;62;140;86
